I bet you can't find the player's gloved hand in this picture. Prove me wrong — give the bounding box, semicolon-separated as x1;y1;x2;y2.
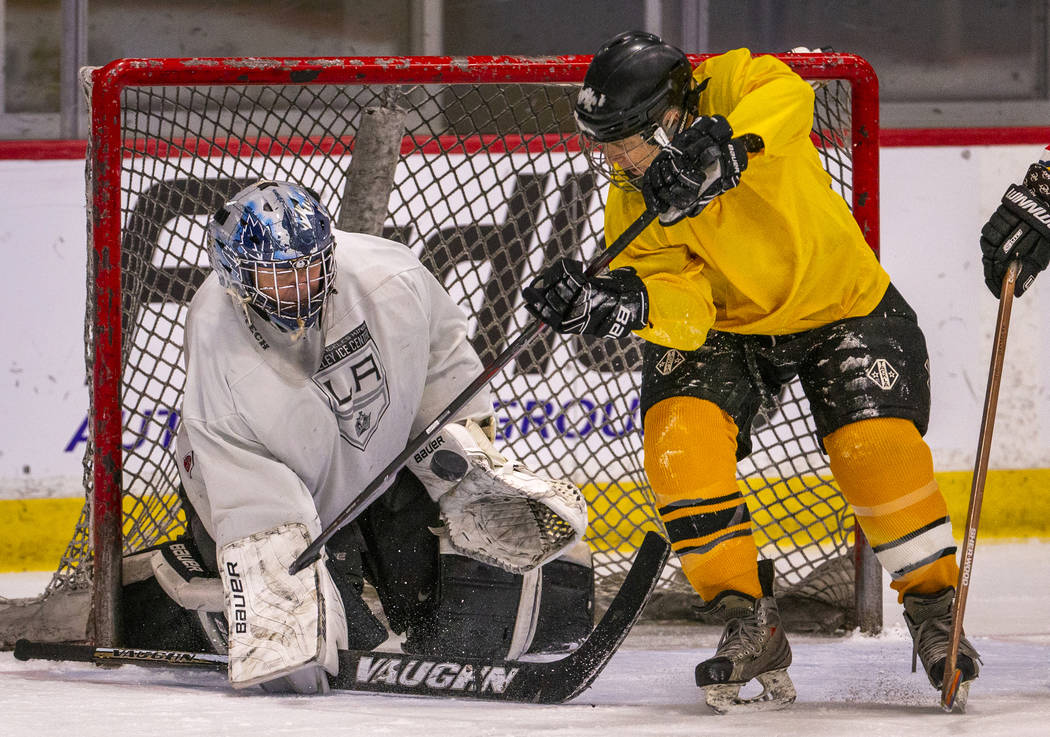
641;114;749;225
522;258;648;338
980;162;1050;297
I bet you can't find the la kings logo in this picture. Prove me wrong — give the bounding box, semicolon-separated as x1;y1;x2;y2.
314;321;390;450
355;655;520;694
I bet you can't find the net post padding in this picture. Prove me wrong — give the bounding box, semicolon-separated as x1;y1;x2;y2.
337;86;407;235
0;53;882;646
854;525;883;634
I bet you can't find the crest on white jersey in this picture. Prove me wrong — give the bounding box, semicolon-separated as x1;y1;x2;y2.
314;321;390;450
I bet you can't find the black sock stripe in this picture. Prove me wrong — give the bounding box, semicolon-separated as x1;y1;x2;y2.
891;547;958;578
675;527;753;557
657;490;743;517
664;503;751;545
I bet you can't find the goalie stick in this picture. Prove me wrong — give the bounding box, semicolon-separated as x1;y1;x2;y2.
288;133;765;576
940;260;1021;713
15;531;669;704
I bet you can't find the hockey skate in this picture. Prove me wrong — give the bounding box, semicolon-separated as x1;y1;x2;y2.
903;587;981;709
694;560;795;714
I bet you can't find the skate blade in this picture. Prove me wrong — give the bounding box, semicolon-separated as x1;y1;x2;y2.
703;668;797;714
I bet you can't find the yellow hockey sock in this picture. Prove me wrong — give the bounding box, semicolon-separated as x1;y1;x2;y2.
644;397;761;601
824;417;958;601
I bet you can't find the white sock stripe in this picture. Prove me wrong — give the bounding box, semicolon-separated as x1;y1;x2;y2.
872;519;956;579
850;479;940;518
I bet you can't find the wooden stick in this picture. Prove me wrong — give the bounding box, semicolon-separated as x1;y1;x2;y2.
940;259;1021;711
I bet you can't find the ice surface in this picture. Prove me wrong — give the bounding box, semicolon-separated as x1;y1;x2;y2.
2;542;1048;737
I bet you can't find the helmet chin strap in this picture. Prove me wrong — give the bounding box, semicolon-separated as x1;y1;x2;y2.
289;318;308;343
226;286;254;322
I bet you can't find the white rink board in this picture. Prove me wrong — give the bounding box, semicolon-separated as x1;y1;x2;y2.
3;143;1050;499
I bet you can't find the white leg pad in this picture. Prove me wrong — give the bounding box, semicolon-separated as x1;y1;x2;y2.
219;523;347;692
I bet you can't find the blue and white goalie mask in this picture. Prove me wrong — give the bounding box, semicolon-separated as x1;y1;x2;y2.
208;180;337;333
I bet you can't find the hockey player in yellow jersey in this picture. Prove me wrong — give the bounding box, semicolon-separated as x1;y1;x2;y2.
523;31;980;712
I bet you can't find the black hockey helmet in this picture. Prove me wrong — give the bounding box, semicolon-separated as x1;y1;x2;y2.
575;31;695;143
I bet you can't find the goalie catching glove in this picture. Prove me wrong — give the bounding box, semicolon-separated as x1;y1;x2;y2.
641;114;750;225
980;161;1050;297
407;418;588;574
522;259;648;338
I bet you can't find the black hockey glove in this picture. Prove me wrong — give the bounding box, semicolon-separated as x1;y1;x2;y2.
641;114;750;225
980;162;1050;297
522;258;648;338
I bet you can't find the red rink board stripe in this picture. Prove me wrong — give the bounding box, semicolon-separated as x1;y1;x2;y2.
3;127;1049;160
0;134;581;160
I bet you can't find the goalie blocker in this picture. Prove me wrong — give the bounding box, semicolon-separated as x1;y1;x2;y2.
122;461;595;690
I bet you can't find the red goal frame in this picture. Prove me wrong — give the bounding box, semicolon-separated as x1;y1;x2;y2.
85;53;881;645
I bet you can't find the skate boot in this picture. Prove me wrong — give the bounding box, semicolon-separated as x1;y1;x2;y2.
903;587;981;709
694;560;795;714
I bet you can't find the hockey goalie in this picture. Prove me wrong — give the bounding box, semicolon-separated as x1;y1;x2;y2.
120;180;592;694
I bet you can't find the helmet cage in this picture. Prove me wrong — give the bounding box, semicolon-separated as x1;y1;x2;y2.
239;247;336;331
207;180;337;332
579;109;692;192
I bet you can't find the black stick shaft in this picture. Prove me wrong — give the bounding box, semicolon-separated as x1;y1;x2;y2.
288;207;658;574
289;132;765;575
14;638;227;671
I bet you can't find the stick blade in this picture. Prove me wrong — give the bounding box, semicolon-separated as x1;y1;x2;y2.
940;668;964;712
330;531;670;703
537;530;671;703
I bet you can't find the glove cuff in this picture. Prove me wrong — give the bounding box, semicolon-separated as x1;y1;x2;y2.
1001;184;1050;241
607;267;649;335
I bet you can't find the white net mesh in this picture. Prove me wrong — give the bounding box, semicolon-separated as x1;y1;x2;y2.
0;54;880;645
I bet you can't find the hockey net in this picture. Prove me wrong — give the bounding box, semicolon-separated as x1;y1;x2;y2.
0;53;881;646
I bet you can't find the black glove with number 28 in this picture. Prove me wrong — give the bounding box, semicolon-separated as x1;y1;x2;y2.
522;259;648;338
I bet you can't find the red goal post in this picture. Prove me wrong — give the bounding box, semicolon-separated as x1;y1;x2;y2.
0;52;881;648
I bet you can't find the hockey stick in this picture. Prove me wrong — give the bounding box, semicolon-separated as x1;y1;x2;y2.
286;208;655;574
289;133;765;576
940;259;1022;712
15;531;670;704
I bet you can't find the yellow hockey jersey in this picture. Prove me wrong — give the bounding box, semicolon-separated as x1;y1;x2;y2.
605;48;890;350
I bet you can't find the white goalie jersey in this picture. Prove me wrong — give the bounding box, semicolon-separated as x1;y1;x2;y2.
176;231;495;550
174;202;585;693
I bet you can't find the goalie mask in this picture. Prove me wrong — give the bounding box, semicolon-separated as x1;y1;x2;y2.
575;31;698;190
208;180;336;333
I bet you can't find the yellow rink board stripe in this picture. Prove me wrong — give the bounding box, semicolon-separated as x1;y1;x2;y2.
3;468;1050;572
0;497;85;574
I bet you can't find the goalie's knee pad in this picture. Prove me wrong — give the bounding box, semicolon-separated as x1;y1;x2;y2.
404;551;526;659
404;539;594;659
323;522;390;650
528;539;594;655
121;536;227;653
